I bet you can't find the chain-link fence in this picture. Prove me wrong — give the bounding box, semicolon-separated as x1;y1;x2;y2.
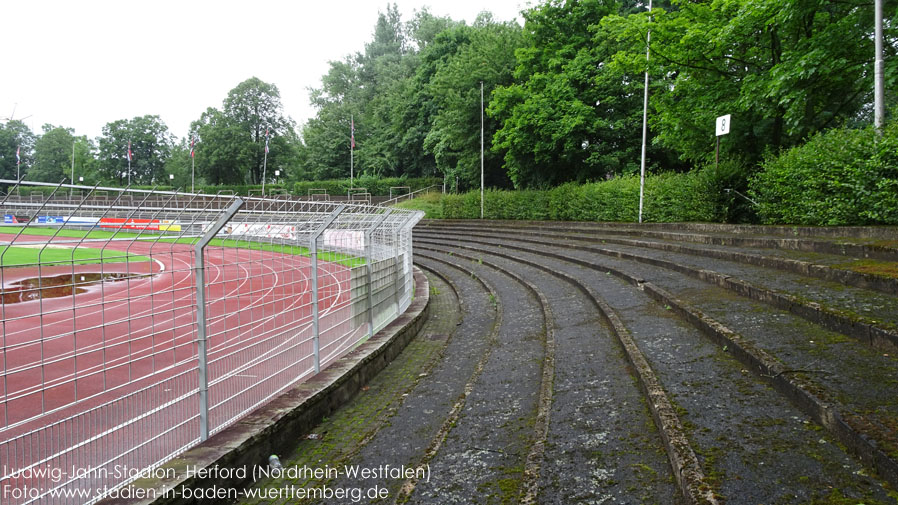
0;181;422;504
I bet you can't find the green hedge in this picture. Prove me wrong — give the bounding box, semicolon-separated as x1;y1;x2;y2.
749;122;898;225
440;172;718;222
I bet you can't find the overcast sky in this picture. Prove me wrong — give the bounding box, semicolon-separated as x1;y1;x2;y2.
3;0;526;141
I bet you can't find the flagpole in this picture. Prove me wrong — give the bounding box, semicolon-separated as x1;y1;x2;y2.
71;140;76;196
875;0;885;134
16;146;20;182
190;133;197;193
350;114;354;189
127;140;131;186
261;128;269;196
261;153;268;195
638;0;652;224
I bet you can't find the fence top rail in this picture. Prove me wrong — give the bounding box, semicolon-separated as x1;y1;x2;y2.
0;183;423;243
382;184;441;206
0;181;416;215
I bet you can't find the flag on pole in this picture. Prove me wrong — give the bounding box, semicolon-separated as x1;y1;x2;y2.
264;128;270;154
190;134;197;158
16;146;20;164
351;118;355;149
127;141;133;162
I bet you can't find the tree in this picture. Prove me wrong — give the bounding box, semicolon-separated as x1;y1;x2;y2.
29;125;76;183
0;120;36;184
164;141;197;191
191;107;253;185
423;14;523;190
191;77;297;186
603;0;898;165
489;0;680;189
70;137;99;186
301;6;467;181
97;115;175;185
302;6;406;180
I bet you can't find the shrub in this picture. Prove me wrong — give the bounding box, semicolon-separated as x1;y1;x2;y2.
438;172;718;222
749;122;898;225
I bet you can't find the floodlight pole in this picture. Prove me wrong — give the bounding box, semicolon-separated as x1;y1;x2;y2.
874;0;885;134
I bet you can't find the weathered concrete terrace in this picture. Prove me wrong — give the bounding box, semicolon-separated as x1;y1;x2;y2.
115;221;898;505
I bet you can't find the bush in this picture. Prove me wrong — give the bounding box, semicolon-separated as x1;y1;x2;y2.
749;122;898;225
439;172;718;222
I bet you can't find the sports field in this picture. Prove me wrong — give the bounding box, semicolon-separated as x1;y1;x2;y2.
0;231;358;499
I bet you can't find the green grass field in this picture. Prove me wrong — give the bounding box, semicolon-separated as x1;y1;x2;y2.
393;192;443;218
0;226;144;240
0;246;151;267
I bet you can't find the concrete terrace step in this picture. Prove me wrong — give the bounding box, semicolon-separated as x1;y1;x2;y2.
422;220;898;262
414;221;898;501
413;237;895;504
421;221;898;295
419;225;898;354
161;221;898;505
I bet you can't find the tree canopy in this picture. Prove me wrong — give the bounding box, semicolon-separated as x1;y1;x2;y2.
191;77;297;185
4;0;894;200
97;115;174;186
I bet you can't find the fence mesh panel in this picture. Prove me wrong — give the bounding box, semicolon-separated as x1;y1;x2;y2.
0;181;422;504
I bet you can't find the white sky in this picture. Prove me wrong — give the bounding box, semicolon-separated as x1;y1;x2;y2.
2;0;526;141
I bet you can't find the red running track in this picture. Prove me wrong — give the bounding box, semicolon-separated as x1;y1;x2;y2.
0;234;357;499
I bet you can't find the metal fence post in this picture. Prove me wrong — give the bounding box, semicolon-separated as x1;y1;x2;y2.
310;205;346;374
391;213;414;318
195;198;244;441
365;210;392;336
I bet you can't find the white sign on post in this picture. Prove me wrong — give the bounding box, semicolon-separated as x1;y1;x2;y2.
716;114;731;136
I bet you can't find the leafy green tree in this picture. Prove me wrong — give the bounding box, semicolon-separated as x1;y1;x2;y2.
490;0;679;189
302;6;471;182
163;141;195;191
603;0;898;165
302;6;405;180
423;14;523;190
26;124;97;185
192;77;296;185
97;115;175;185
356;4;416;178
302;105;354;181
192;107;253;185
0;120;36;183
30;125;75;183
